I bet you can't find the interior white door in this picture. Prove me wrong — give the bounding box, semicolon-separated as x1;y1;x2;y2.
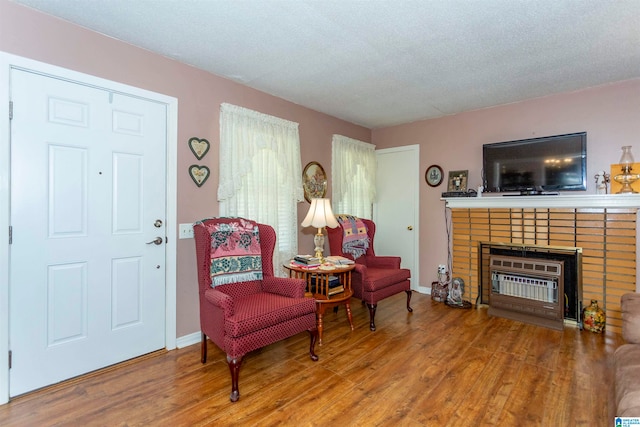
9;69;167;396
373;145;420;290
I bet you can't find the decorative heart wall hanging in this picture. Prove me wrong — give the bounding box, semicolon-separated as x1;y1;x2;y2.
189;165;210;187
188;137;210;160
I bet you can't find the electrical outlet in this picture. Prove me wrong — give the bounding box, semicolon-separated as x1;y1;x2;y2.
179;223;194;239
438;264;447;274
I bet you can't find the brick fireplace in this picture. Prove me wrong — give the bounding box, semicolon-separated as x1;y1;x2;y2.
445;194;639;334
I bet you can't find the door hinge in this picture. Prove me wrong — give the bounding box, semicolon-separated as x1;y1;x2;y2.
9;101;13;120
8;350;11;369
9;226;12;244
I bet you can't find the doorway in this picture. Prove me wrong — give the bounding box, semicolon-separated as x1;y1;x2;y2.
374;145;420;290
0;53;178;401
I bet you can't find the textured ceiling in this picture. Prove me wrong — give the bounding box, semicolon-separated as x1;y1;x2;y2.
11;0;640;129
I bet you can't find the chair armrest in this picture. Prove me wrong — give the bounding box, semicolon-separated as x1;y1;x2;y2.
363;255;401;269
353;263;368;277
622;292;640;344
204;288;235;317
262;276;306;298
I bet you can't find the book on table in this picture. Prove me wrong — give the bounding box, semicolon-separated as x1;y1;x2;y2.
289;260;320;269
327;285;345;296
309;275;343;295
290;255;321;269
294;255;321;264
324;255;355;265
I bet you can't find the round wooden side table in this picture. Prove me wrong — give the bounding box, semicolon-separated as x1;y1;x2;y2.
284;262;355;345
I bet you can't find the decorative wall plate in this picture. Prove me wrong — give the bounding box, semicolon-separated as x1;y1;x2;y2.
188;137;210;160
425;165;443;187
302;161;327;202
189;165;210;187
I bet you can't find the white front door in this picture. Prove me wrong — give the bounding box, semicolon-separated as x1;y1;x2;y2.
374;145;420;290
9;69;167;396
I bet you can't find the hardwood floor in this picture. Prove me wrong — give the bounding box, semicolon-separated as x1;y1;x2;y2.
0;292;624;426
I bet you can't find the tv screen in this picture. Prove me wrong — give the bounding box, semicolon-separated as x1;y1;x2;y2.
482;132;587;194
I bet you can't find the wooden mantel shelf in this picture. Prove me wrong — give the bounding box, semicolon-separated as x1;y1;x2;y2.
443;193;640;209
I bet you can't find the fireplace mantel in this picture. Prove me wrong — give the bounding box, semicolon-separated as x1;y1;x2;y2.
443;194;640;209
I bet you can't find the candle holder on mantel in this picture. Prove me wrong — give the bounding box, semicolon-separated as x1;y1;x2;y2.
614;146;640;194
594;171;610;194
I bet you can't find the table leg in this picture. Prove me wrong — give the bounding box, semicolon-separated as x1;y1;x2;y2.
317;311;324;346
345;302;354;331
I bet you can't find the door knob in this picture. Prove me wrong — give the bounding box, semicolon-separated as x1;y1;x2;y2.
146;237;163;245
407;226;413;231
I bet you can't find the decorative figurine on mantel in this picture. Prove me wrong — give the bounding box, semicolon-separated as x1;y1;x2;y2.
594;170;610;194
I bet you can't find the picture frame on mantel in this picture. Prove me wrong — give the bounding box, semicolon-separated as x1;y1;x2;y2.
447;170;468;192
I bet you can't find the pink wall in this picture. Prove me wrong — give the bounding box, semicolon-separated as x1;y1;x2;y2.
3;0;639;337
372;79;640;287
0;0;370;337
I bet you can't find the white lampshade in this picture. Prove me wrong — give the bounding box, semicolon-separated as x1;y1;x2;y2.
301;198;339;228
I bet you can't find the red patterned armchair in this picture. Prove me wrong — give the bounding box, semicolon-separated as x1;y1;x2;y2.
193;217;318;402
327;217;412;331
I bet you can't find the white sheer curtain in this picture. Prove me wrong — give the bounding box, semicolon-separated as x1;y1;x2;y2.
331;135;377;219
218;103;304;275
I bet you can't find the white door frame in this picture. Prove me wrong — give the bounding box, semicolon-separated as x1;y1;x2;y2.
0;52;178;404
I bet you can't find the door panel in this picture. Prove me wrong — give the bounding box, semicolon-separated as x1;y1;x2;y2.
374;146;420;290
50;145;88;236
47;262;87;346
112;257;143;329
9;69;167;396
113;153;143;233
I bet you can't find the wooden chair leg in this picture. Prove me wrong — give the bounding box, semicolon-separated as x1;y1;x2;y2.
308;328;319;361
406;290;414;312
226;355;243;402
367;303;377;331
201;333;207;363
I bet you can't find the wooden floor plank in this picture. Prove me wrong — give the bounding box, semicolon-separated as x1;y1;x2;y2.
0;292;625;427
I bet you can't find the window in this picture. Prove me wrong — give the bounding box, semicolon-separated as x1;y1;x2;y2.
331;135;376;218
218;103;303;275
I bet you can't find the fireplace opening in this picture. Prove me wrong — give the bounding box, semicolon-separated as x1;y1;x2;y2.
478;242;583;329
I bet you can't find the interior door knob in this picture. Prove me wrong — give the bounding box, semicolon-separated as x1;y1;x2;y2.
146;237;163;245
407;226;413;230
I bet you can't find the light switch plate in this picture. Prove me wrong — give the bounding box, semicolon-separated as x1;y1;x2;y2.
179;223;194;239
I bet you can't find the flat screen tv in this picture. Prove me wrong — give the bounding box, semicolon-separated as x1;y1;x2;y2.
482;132;587;195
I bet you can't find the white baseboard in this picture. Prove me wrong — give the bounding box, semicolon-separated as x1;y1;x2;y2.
176;331;201;349
416;285;431;295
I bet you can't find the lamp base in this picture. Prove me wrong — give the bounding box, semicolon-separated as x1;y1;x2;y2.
313;229;325;263
613;173;640;194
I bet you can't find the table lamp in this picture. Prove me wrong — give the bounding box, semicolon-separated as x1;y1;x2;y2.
301;198;339;262
614;146;640;194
